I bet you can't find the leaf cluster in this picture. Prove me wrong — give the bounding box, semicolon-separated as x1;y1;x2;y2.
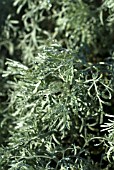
1;45;114;169
0;0;114;169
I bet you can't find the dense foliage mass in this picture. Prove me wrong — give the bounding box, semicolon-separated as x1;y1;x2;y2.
0;0;114;169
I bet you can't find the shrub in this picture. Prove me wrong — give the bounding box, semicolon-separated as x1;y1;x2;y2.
0;0;114;169
1;45;114;169
1;0;114;63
